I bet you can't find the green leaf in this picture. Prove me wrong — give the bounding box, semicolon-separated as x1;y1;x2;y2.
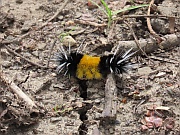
113;4;149;15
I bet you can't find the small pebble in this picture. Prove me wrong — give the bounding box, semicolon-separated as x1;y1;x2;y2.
16;0;23;4
2;61;11;67
62;35;76;46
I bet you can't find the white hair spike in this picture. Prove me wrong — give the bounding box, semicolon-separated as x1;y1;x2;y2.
117;49;136;65
76;39;86;53
122;48;133;58
110;66;113;73
66;63;71;67
60;45;68;60
56;62;66;73
110;57;114;64
68;42;71;54
64;69;69;76
113;45;119;56
116;68;121;74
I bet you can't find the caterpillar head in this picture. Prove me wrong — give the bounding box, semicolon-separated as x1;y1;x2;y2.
109;48;136;74
55;45;83;76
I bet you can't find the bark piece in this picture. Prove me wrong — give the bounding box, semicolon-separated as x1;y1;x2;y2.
101;74;117;121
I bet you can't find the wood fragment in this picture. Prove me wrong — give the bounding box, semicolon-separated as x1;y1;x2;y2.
121;15;175;19
0;71;37;110
168;17;175;33
74;19;107;27
101;74;117;120
149;56;179;64
116;34;179;53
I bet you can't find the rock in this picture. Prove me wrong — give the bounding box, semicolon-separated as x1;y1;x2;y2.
94;99;101;103
87;0;101;9
16;0;23;4
109;128;114;134
151;19;169;34
21;21;35;32
138;66;152;75
58;15;63;21
32;50;39;57
75;12;82;19
50;117;62;123
2;61;11;67
155;72;166;77
99;37;108;45
23;52;32;57
62;35;76;46
37;43;46;50
16;73;29;83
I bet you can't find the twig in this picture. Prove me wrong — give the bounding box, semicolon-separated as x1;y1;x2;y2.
5;45;48;69
121;15;176;19
124;20;149;58
147;0;163;43
115;34;179;53
74;19;107;27
0;71;37;109
46;40;57;68
133;99;146;113
149;56;179;64
101;74;117;119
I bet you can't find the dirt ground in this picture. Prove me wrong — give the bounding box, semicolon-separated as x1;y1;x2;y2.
0;0;180;135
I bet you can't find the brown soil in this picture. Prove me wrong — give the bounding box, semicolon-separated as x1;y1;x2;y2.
0;0;179;135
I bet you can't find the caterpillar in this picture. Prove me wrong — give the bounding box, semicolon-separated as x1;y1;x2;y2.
56;45;135;80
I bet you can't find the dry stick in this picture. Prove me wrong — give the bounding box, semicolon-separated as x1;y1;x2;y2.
5;45;48;69
124;20;149;58
101;74;117;120
0;71;37;109
122;14;176;19
147;0;163;44
74;19;107;27
115;34;179;53
149;56;179;64
46;39;57;68
0;0;70;46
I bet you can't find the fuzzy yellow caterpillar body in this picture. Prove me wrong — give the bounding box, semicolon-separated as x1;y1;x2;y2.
76;55;102;80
